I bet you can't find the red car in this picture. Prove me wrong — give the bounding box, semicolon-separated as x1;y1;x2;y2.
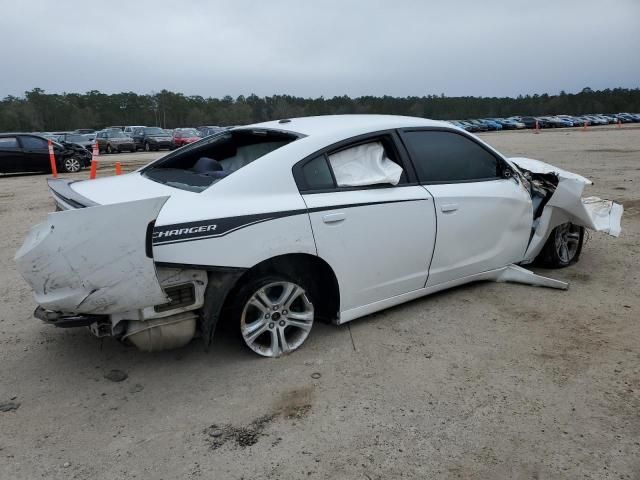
172;128;201;148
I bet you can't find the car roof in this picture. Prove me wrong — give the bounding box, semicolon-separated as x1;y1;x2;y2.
245;114;450;139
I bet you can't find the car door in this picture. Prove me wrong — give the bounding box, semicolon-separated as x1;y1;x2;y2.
295;132;437;313
399;128;532;287
0;136;23;173
18;135;51;172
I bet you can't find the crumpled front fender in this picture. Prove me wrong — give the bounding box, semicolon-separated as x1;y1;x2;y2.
15;197;170;314
509;157;623;263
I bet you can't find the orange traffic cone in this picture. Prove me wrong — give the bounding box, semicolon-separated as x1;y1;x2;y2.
89;159;98;179
115;162;122;175
582;121;588;131
47;139;58;178
92;139;99;158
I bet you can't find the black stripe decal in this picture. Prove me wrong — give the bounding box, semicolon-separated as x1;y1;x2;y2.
152;198;427;246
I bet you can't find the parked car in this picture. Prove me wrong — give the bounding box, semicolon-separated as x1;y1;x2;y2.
518;116;546;128
0;133;91;174
583;115;607;126
539;116;572;128
197;126;225;137
124;125;146;137
14;115;622;358
490;118;522;130
75;128;95;134
479;119;502;131
95;130;136;154
456;120;480;132
132;127;174;151
172;128;201;148
466;119;489;132
54;133;96;151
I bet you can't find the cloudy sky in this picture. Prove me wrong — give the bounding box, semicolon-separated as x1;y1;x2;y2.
2;0;638;98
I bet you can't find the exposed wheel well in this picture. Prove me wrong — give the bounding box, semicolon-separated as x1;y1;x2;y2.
221;253;340;324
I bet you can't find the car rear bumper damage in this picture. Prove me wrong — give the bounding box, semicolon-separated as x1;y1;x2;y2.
14;187;246;352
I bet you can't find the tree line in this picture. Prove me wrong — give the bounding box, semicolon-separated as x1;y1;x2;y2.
0;87;638;132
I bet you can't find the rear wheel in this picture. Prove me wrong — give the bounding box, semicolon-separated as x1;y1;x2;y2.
106;144;113;154
232;276;314;357
536;222;584;268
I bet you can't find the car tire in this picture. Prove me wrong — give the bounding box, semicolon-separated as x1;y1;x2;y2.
60;156;82;173
106;144;113;154
230;275;315;358
535;222;584;268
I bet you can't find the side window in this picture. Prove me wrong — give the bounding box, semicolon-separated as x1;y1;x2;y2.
327;140;404;187
20;136;48;150
302;155;334;190
402;130;500;183
0;137;19;150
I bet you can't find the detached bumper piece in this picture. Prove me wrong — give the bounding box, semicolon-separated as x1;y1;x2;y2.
34;306;107;328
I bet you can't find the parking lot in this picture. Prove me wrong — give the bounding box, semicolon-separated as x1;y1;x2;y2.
1;125;639;479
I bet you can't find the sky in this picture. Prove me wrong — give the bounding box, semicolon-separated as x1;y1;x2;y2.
1;0;639;99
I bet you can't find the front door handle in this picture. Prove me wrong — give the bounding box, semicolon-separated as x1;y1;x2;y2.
322;213;346;224
440;203;459;213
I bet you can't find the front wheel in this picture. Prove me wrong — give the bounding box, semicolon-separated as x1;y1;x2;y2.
60;156;82;173
535;222;584;268
233;276;315;357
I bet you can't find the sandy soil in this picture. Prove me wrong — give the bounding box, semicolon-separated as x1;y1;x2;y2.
1;125;639;479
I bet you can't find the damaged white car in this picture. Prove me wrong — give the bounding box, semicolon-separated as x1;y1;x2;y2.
15;115;623;357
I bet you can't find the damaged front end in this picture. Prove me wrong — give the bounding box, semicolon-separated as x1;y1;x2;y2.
14;195;209;352
510;157;623;263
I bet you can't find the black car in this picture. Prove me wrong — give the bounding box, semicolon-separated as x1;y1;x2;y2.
132;127;174;151
0;133;91;174
54;132;95;152
518;116;551;129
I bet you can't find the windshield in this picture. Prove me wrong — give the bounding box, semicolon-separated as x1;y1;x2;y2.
144;127;165;135
142;130;297;193
109;131;128;138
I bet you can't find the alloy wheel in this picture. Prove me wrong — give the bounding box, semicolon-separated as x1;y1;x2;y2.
554;223;581;263
240;281;314;357
63;157;81;173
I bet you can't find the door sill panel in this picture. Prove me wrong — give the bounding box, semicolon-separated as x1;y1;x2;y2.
337;264;567;324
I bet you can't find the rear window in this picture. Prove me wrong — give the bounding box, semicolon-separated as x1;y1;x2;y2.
142;129;298;192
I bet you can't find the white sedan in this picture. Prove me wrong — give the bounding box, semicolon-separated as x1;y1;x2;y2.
15;115;623;357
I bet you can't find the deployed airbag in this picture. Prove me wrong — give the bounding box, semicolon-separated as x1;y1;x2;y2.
328;142;403;187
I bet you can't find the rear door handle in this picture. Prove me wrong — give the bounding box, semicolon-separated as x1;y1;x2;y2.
322;213;346;224
440;203;459;213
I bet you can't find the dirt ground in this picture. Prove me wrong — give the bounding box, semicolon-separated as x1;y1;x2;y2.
1;125;639;479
